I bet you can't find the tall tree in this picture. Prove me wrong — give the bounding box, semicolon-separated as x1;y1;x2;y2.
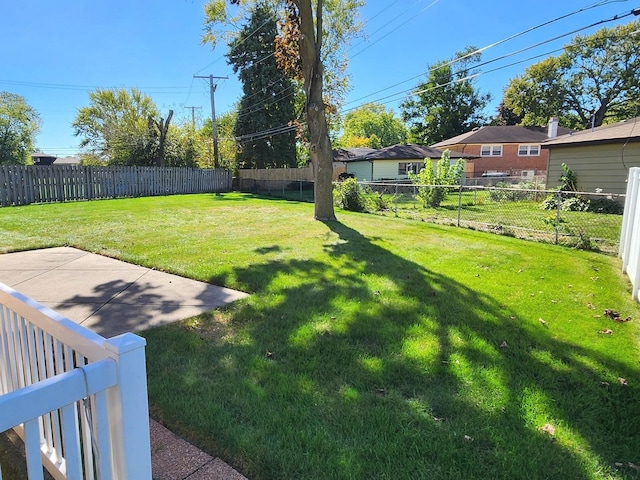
73;88;180;166
203;0;363;220
503;20;640;129
338;103;407;148
227;3;297;169
0;92;40;165
401;47;491;145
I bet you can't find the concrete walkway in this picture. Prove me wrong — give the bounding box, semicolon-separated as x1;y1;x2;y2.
0;247;249;479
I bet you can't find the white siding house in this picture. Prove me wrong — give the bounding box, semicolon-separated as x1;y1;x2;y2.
342;144;474;182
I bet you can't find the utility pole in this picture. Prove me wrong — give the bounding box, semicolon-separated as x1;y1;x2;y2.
184;106;201;130
193;74;228;168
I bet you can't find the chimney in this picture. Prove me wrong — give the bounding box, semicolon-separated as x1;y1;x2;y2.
548;116;559;138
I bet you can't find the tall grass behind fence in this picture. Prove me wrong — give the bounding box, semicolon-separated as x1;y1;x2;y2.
0;165;232;206
619;167;640;300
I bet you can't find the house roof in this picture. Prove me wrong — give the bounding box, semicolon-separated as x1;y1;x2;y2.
344;144;474;162
432;125;574;147
542;117;640;148
333;147;377;161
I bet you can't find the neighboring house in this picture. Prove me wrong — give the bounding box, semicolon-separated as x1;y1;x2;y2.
31;152;57;165
31;153;81;166
431;118;573;178
333;147;377;180
341;144;473;181
542;117;640;194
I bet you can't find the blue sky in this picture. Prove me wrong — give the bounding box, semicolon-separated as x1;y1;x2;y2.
1;0;636;156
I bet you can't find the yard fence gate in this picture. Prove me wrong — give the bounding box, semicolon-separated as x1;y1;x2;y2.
0;165;232;207
619;167;640;302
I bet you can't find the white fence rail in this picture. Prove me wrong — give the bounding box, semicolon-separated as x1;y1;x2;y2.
0;165;232;206
620;167;640;301
0;283;151;479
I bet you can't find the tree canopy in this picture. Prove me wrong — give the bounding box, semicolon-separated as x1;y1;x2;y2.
73;88;197;167
227;2;297;169
203;0;363;220
0;91;40;165
401;47;491;145
502;20;640;129
338;103;407;149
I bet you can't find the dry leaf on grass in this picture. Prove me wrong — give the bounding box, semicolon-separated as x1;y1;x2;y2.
598;329;613;335
500;341;509;348
587;302;595;309
539;318;548;327
463;435;474;442
541;423;556;436
618;377;628;386
629;463;640;472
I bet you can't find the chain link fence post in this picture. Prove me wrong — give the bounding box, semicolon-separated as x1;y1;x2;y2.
394;184;399;217
457;185;463;227
555;190;562;244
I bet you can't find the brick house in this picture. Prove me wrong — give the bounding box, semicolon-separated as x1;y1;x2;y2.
431;118;572;179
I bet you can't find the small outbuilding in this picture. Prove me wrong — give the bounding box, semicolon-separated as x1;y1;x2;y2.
542;118;640;194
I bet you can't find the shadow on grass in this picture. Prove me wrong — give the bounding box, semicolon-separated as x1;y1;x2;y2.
143;220;640;480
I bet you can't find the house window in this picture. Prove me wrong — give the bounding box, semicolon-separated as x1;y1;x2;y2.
398;162;421;175
480;145;503;156
518;144;540;156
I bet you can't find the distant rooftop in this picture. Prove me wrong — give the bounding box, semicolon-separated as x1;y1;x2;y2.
542;117;640;148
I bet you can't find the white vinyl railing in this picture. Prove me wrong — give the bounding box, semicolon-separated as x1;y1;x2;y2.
0;282;152;479
620;167;640;302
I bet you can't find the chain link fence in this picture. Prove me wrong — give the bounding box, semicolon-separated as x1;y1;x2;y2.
359;181;624;254
238;178;625;254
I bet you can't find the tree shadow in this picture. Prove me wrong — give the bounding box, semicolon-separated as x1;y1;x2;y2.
144;220;640;479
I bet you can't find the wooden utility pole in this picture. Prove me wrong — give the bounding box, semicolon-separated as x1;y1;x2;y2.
193;75;227;168
184;106;201;129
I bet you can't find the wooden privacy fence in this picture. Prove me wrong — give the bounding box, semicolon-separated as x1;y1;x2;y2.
0;165;232;207
620;167;640;302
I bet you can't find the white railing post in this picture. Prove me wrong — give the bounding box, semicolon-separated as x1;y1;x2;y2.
103;333;152;480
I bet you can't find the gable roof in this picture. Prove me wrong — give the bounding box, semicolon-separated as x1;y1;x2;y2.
542;117;640;148
344;144;474;162
432;125;573;147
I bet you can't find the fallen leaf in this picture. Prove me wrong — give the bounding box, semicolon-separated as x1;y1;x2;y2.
265;350;274;359
598;329;613;335
433;417;445;422
541;423;556;436
539;318;548;327
591;276;599;281
618;377;628;386
374;290;380;296
616;316;632;323
614;462;624;467
550;300;558;304
463;435;474;442
601;381;610;386
587;302;594;309
500;341;509;348
629;463;640;472
604;309;620;320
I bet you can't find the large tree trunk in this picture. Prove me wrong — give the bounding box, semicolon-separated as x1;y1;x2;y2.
296;0;336;221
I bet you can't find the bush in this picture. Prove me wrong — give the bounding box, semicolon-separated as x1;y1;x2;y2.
334;177;366;212
541;193;589;212
587;197;623;215
409;150;464;208
489;181;546;202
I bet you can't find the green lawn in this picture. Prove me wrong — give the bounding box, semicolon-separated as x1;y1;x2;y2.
1;193;639;479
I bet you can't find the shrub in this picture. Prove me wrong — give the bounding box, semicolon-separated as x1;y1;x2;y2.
334;177;366;212
409;150;464;208
587;197;623;215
